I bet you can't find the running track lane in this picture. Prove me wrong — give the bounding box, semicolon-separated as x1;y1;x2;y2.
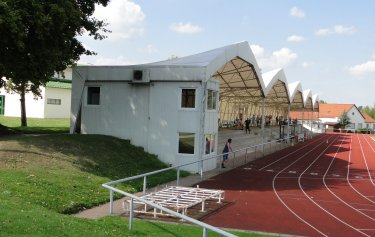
198;133;375;236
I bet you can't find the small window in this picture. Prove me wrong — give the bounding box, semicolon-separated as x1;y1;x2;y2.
87;87;100;105
207;90;217;110
47;98;61;105
181;89;195;108
178;132;195;154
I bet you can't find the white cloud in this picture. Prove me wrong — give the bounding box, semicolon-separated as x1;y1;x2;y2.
290;7;305;18
250;45;297;71
169;22;204;34
137;44;159;54
287;35;305;42
302;62;310;68
315;25;356;36
93;0;145;40
349;60;375;76
250;45;265;57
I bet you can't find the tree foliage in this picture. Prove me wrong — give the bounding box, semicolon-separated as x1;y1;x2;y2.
338;111;351;127
319;100;327;104
360;103;375;119
0;0;110;126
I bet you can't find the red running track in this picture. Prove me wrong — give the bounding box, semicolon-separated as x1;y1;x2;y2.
198;133;375;237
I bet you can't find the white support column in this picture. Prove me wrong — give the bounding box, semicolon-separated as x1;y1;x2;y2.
287;103;291;143
261;97;265;153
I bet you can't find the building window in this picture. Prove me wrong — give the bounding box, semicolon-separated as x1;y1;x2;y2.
181;89;195;108
205;134;215;154
87;87;100;105
207;90;217;110
47;98;61;105
178;132;195;154
358;123;362;129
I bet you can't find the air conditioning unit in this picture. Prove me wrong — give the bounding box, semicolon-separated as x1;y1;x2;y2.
131;69;150;84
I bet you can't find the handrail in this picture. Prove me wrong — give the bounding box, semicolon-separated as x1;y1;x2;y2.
102;135;296;236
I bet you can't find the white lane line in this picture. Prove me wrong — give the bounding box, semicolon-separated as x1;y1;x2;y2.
362;134;375;153
259;134;330;171
272;136;338;237
321;136;375;221
347;136;375;204
297;135;372;236
357;134;375;186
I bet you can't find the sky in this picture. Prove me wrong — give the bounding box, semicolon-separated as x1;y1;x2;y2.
78;0;375;107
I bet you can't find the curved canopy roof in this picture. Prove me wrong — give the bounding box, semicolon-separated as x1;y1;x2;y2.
288;81;304;110
262;68;290;107
303;89;313;110
312;94;319;112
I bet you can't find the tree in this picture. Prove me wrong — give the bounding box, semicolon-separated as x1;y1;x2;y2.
319;100;327;104
338;111;351;127
360;103;375;119
0;0;110;126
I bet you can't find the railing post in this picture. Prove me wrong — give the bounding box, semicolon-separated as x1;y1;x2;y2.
245;148;248;164
203;227;207;237
200;160;203;179
143;176;147;194
129;197;134;230
233;152;236;168
109;189;113;214
176;168;180;186
254;146;257;160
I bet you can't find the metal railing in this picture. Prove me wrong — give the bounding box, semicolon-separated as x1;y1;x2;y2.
102;136;296;237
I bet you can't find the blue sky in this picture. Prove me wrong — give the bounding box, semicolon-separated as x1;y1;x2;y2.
79;0;375;107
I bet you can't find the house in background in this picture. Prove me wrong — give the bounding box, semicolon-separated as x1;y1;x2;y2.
0;68;72;118
319;104;365;131
362;112;375;131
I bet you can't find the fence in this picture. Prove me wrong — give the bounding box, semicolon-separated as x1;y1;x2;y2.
102;136;296;237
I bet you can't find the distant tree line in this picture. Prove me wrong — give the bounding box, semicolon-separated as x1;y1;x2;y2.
359;104;375;119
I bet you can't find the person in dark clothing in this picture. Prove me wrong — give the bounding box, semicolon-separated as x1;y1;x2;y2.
245;118;251;134
222;138;232;168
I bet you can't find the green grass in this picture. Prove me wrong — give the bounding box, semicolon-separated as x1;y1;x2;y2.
0;116;69;134
0;133;267;236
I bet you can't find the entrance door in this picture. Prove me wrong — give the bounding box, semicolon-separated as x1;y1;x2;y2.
0;95;4;115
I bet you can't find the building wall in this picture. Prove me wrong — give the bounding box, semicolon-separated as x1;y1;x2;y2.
44;87;71;118
78;79;220;173
2;88;46;118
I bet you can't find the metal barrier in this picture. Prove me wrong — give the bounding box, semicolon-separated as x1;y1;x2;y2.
102;136;294;237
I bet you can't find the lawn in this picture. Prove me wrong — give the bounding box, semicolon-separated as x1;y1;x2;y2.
0;133;266;236
0;116;69;134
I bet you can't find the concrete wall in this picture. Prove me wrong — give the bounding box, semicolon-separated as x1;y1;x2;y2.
44;87;71;118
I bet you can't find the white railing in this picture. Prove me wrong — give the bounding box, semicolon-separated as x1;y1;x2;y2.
102;136;295;237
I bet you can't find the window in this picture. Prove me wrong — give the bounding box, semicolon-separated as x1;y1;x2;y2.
205;134;215;154
178;132;195;154
47;98;61;105
181;89;195;108
207;90;217;110
87;87;100;105
358;123;362;129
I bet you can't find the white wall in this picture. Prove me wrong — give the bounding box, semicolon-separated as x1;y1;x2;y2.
44;87;71;118
2;88;45;118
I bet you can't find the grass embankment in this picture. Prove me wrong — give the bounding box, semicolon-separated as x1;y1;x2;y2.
0;133;264;236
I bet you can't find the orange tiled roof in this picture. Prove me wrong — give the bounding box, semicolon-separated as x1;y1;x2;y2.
319;104;354;118
289;111;319;120
362;112;375;123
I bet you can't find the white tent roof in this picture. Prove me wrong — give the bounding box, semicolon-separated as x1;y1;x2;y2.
303;89;313;109
262;68;290;107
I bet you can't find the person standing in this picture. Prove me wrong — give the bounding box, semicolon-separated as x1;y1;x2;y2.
222;138;232;168
245;118;251;134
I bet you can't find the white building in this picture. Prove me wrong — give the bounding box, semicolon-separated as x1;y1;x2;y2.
70;42;317;172
0;70;72;118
